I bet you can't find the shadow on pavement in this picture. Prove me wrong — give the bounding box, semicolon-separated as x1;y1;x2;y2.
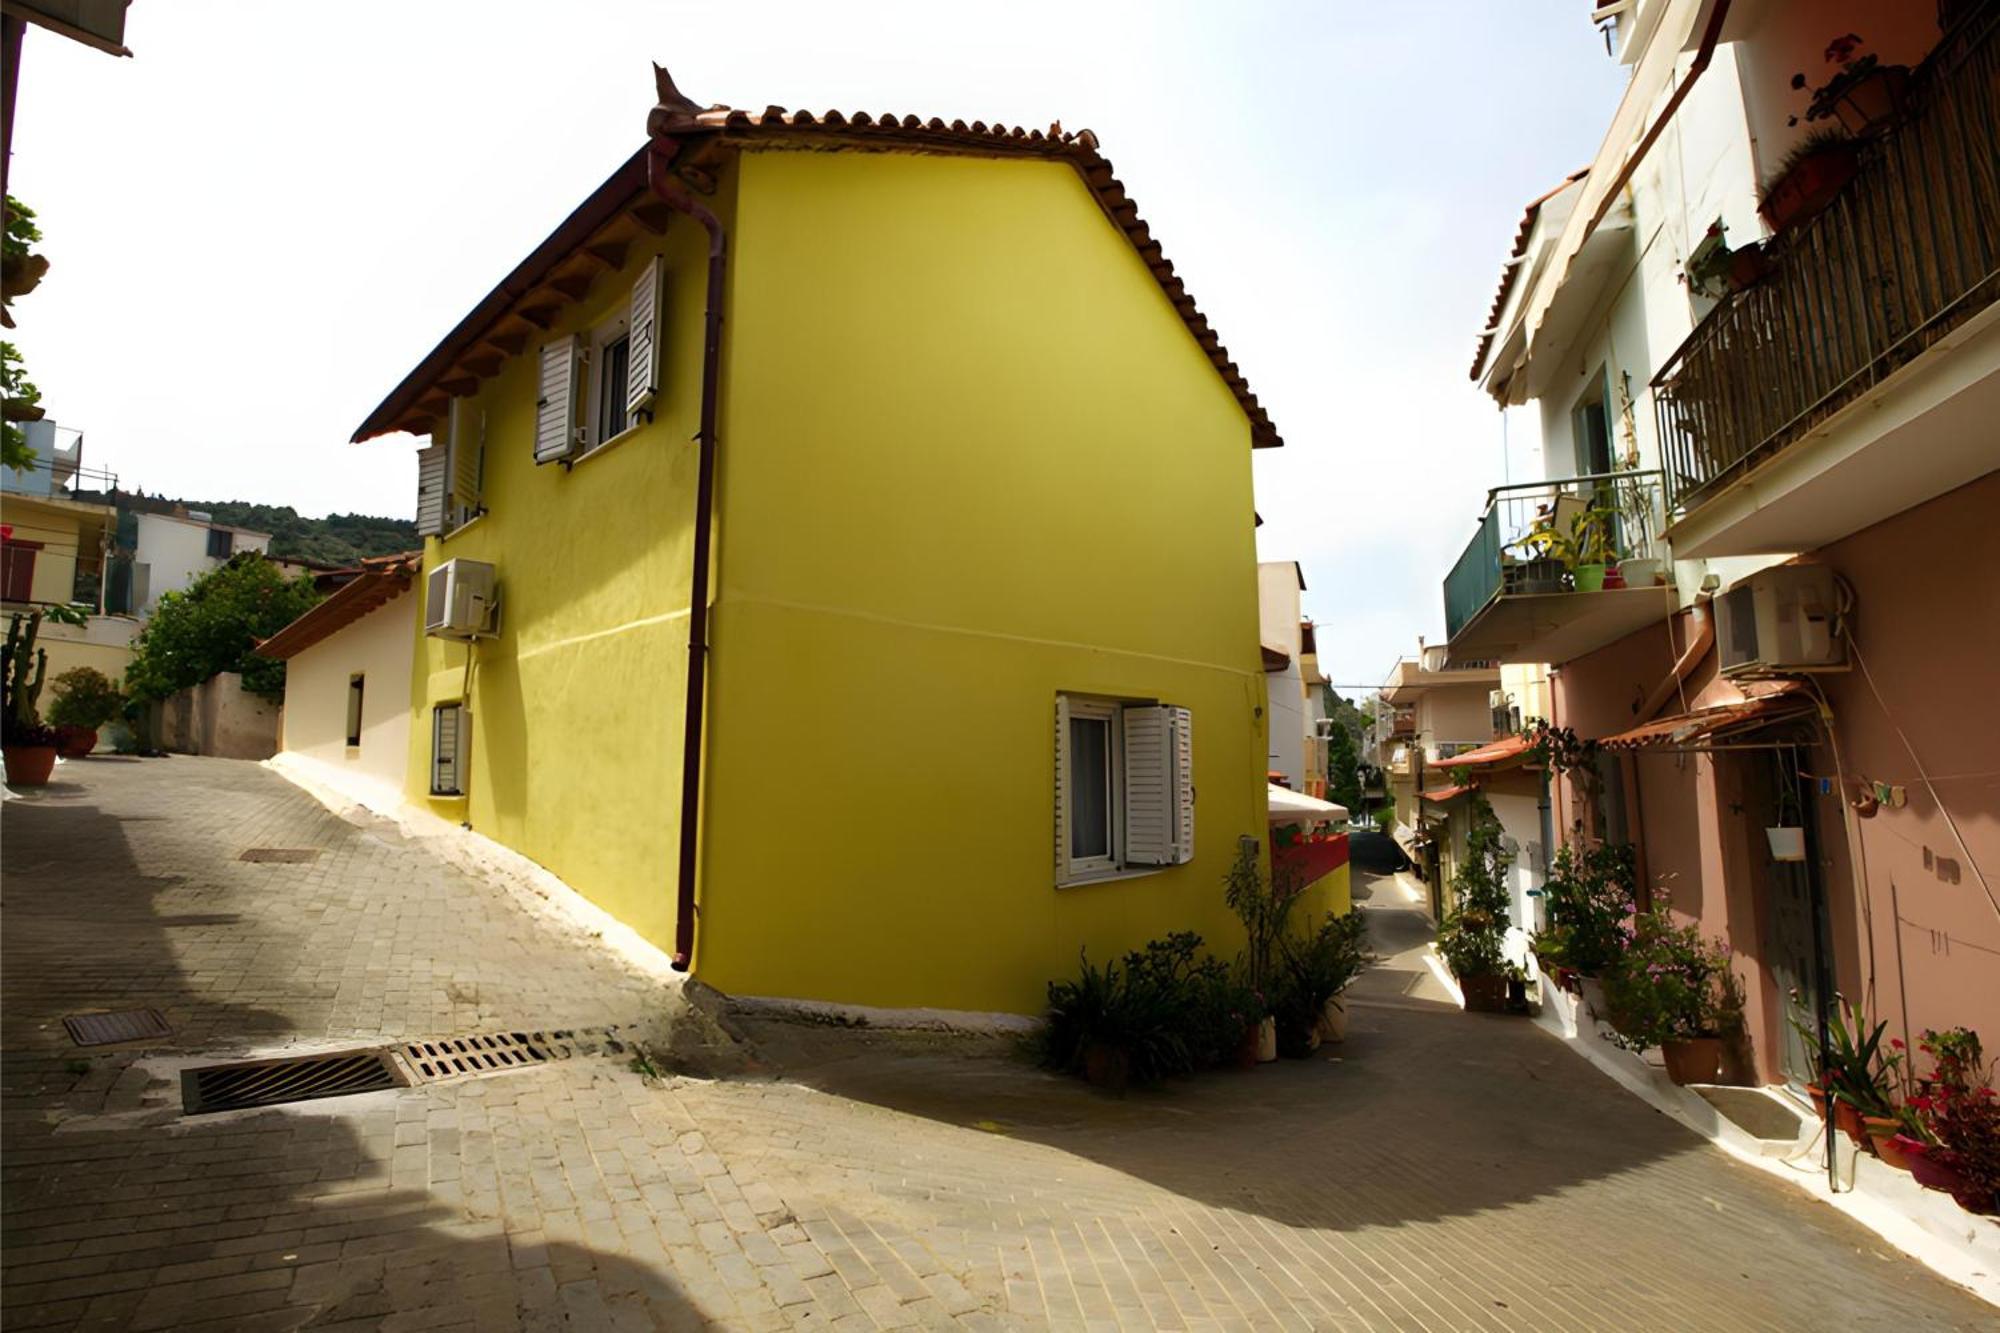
1;772;702;1328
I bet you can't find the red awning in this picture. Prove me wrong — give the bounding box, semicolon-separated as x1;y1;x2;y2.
1599;681;1814;750
1421;783;1477;804
1442;733;1534;770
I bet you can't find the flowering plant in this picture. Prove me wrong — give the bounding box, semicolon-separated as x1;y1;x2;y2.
1601;905;1740;1050
1909;1028;1999;1212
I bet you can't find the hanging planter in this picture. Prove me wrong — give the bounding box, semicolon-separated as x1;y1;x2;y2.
1766;826;1807;861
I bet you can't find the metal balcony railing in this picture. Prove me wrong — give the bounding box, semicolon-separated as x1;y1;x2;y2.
1442;470;1666;641
1653;9;2000;516
1;452;119;500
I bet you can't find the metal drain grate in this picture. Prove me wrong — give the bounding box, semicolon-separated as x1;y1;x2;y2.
239;847;320;863
64;1009;172;1047
182;1050;404;1115
398;1030;587;1084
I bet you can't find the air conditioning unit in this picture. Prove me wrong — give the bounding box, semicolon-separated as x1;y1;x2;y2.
1314;717;1339;740
424;558;500;641
1717;563;1844;677
1488;689;1510;710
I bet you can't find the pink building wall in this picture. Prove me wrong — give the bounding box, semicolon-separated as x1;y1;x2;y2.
1549;473;2000;1084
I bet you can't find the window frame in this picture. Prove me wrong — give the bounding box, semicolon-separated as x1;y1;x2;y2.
346;674;365;749
206;527;234;560
582;309;641;457
430;701;467;799
1063;696;1124;882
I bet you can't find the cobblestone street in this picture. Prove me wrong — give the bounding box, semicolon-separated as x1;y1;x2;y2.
2;758;1992;1330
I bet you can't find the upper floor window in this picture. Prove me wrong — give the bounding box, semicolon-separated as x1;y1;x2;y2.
206;527;233;560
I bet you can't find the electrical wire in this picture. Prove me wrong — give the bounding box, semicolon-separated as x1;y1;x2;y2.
1849;636;1998;926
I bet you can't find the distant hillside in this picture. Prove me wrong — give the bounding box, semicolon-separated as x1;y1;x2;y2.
166;500;416;567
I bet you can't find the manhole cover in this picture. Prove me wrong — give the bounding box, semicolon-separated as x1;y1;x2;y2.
64;1009;172;1047
399;1030;587;1085
239;848;319;863
183;1050;403;1115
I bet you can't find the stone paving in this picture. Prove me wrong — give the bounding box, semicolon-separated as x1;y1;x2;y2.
3;758;1994;1330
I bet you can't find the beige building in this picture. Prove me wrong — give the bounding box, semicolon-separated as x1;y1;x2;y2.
1;425;137;681
257;554;417;813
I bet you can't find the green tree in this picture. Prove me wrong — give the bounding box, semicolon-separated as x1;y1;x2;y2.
2;341;41;473
1436;796;1514;981
125;555;321;704
1325;718;1362;810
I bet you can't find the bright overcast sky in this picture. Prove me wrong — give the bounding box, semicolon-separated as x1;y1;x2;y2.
9;1;1625;689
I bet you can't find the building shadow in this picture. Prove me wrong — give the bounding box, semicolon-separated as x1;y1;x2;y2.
0;772;706;1329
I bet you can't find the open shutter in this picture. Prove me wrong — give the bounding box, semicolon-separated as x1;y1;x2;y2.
1170;706;1195;865
534;335;582;464
1054;695;1071;884
626;256;664;420
415;442;448;537
1123;705;1175;866
446;399;482;514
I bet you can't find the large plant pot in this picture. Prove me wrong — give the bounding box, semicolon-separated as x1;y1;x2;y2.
1902;1137;1971;1197
1725;244;1771;292
1234;1023;1262;1070
1620;557;1665;588
3;744;58;787
1572;563;1607;593
1864;1118;1913;1171
1759;145;1860;233
1082;1043;1131;1092
1460;974;1508;1014
1503;557;1566;596
1660;1037;1723;1085
1255;1017;1278;1063
1578;976;1609;1023
1318;997;1348;1044
54;725;99;759
1830;65;1910;137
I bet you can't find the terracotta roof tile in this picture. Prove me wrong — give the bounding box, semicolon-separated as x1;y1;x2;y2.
256;552;420;661
1598;681;1813;750
355;71;1281;447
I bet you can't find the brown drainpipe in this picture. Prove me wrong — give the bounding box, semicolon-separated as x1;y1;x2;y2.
1637;602;1714;722
646;136;726;972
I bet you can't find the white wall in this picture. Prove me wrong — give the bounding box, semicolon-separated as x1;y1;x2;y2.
278;589;414;813
133;512;273;614
1257;562;1307;786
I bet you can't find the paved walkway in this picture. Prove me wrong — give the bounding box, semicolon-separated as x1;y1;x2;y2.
2;759;1992;1330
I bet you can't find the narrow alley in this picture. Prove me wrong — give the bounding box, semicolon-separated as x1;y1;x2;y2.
2;759;1989;1330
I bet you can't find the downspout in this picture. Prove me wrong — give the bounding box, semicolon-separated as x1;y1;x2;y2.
1580;0;1733;240
647;138;726;972
1637;602;1713;722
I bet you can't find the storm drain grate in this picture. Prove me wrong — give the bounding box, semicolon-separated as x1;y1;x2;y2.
239;847;320;863
182;1050;404;1115
64;1008;172;1047
398;1030;590;1085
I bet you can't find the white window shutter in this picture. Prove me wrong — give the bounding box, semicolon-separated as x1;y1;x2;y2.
447;399;482;511
415;441;447;537
1170;706;1194;865
1054;695;1070;883
534;335;582;464
627;256;664;420
1123;705;1175;866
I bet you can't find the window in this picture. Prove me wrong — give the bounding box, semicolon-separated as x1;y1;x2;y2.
431;702;466;797
586;316;634;451
346;675;365;748
1055;695;1194;885
1;538;41;603
206;527;233;560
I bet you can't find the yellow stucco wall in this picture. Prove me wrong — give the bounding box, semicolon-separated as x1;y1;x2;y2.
694;149;1275;1015
403;184;727;952
282;589;415;812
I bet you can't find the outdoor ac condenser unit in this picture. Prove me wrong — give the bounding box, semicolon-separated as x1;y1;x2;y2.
424;559;500;641
1488;689;1510;710
1716;563;1843;678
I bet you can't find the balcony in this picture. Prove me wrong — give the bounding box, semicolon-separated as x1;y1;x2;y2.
1654;9;2000;555
1442;470;1672;667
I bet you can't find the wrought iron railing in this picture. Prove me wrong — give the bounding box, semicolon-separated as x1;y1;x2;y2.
1653;9;2000;515
1442;470;1666;642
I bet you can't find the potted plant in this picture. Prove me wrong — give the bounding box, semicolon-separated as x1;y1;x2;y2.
1503;513;1569;595
1603;905;1737;1084
1534;840;1636;1021
1436;797;1516;1013
1277;909;1373;1048
1904;1027;1999;1213
1564;506;1616;592
3;609;64;787
1759;128;1860;234
1789;1000;1902;1149
46;666;123;759
1793;33;1910;139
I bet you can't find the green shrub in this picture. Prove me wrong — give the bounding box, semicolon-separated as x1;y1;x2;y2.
1272;910;1374;1053
1039;933;1254;1085
1436;797;1512;981
46;667;124;730
1532;841;1635;976
1603;907;1739;1049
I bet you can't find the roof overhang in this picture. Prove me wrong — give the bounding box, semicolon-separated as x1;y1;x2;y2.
355;78;1284;448
1599;680;1816;751
256;555;419;660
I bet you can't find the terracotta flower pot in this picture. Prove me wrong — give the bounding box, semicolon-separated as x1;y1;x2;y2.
3;744;58;787
1661;1037;1723;1086
1082;1043;1131;1092
1234;1023;1261;1070
1759;144;1861;233
1830;65;1909;137
1901;1137;1973;1200
1864;1118;1913;1171
1460;974;1508;1014
54;725;98;759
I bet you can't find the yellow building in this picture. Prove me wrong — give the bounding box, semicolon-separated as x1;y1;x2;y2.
351;70;1322;1018
1;438;136;682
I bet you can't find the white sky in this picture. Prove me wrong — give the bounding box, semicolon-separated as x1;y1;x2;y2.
8;0;1626;689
